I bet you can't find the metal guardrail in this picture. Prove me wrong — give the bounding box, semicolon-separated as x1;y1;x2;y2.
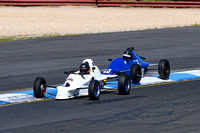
0;0;96;6
0;0;200;7
97;0;200;8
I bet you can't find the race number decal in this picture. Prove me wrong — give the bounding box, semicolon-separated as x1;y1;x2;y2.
103;69;111;73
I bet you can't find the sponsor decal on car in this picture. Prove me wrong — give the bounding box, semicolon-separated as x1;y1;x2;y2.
103;69;112;73
67;78;73;82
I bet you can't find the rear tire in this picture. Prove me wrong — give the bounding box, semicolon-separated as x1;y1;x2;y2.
88;80;100;100
130;64;142;83
158;59;170;80
33;77;46;98
118;74;131;95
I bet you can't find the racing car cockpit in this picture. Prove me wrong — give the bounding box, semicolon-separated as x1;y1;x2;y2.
79;62;90;74
122;47;134;60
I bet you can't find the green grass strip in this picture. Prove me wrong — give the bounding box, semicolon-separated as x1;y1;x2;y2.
0;24;199;43
0;33;83;43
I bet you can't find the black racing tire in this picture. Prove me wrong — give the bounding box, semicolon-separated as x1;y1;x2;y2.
118;73;131;95
130;64;142;83
33;77;46;98
88;80;100;100
158;59;170;80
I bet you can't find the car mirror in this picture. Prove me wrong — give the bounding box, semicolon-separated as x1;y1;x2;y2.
64;71;69;75
108;59;112;61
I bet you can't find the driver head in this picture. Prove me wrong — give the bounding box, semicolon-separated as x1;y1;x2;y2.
123;48;133;60
79;62;90;74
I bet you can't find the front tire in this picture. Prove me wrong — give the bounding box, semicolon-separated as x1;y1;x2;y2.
130;64;142;83
118;74;131;95
33;77;46;98
88;80;100;100
158;59;170;80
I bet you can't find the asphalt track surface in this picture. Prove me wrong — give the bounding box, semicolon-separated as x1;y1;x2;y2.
0;26;200;132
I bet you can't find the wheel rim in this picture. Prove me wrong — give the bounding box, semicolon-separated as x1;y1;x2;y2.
125;79;130;91
135;68;141;81
164;64;170;77
40;84;45;94
95;85;100;97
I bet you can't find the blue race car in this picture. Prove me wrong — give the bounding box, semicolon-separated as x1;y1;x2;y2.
102;47;170;84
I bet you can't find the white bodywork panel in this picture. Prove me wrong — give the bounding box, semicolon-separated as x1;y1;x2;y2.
55;59;117;99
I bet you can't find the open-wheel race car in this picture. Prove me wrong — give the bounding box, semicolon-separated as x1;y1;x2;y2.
33;59;131;100
102;47;170;83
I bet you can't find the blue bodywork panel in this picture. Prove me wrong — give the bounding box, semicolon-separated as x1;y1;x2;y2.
102;49;150;76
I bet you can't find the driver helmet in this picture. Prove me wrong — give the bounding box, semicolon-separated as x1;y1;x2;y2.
123;49;133;60
79;62;90;73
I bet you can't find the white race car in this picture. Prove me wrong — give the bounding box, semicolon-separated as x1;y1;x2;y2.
33;59;131;100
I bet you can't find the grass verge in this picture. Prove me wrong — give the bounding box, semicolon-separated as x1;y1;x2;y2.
0;24;199;43
0;33;83;43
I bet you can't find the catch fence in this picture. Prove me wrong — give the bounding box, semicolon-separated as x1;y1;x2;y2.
0;0;200;7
